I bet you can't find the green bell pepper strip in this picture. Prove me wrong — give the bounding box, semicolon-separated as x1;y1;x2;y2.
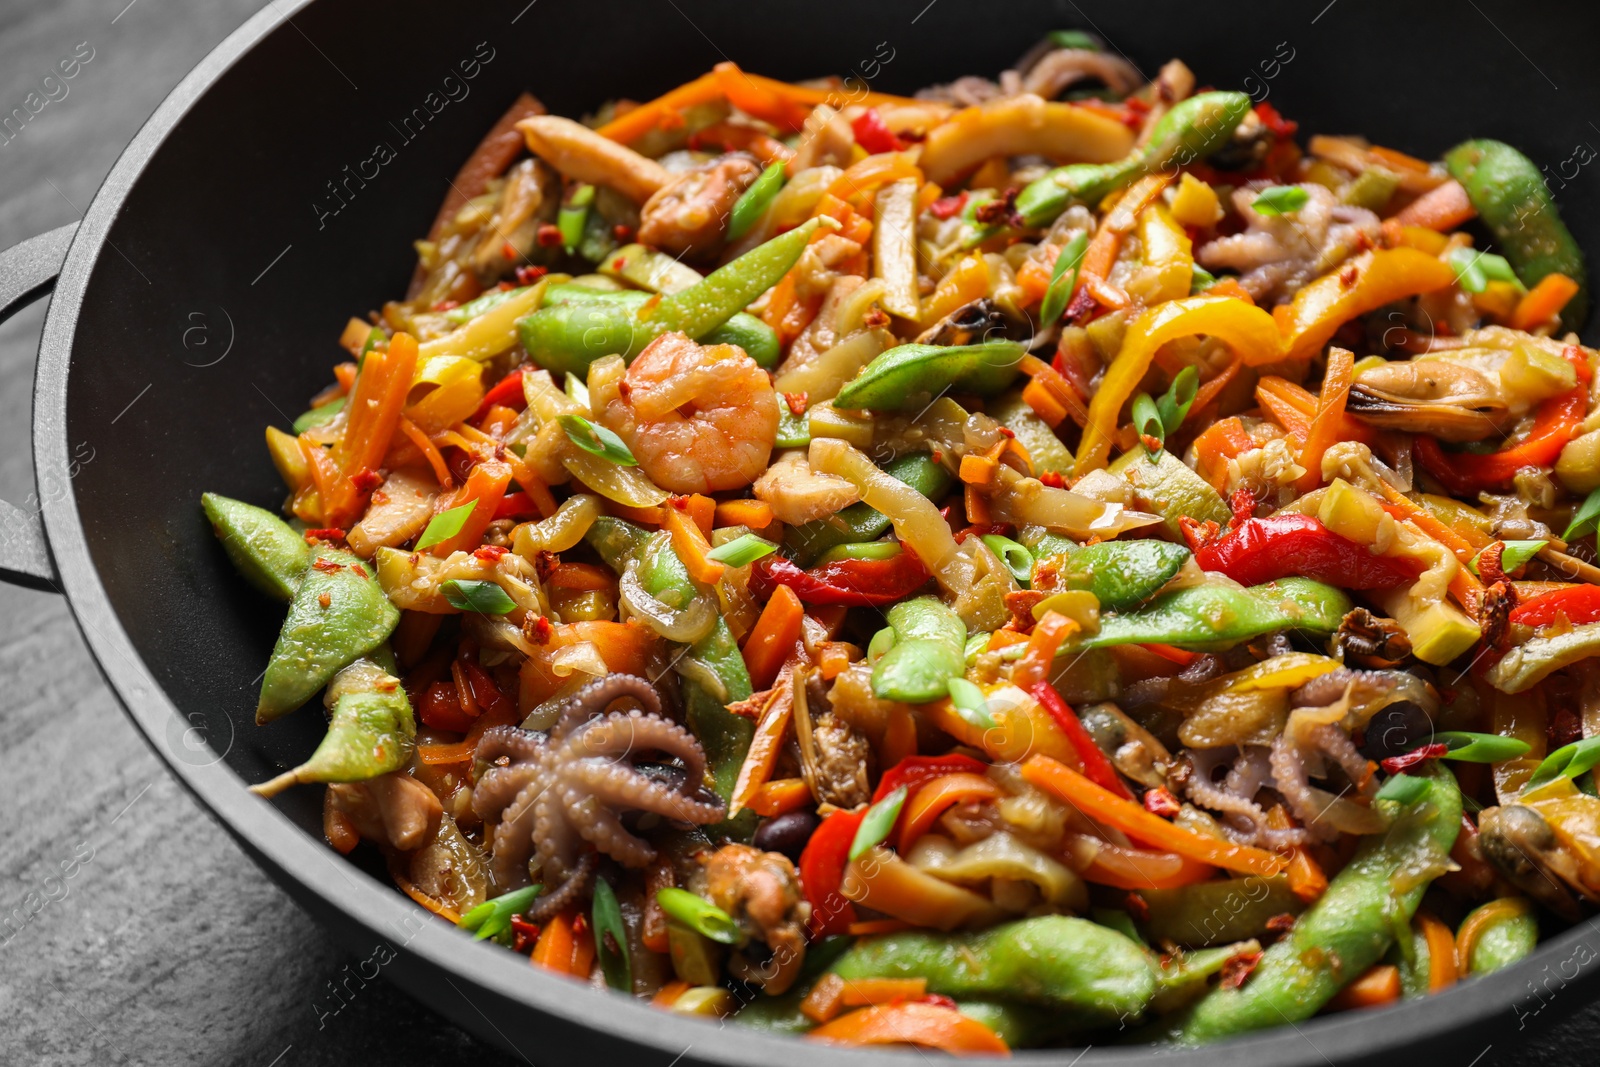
727;160;786;241
256;550;400;724
518;218;824;375
831;916;1157;1026
784;452;954;567
1015;91;1254;228
1039;540;1190;613
1079;577;1353;653
1460;898;1538;976
1180;763;1462;1044
202;492;311;603
1444;139;1589;328
534;284;781;369
870;596;967;704
832;339;1027;412
292;397;345;434
1140;875;1305;949
250;656;414;797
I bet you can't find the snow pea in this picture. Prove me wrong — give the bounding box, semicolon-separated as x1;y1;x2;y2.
518;217;822;374
256;550;400;724
539;284;780;368
251;656;414;797
1016;91;1254;228
1080;576;1352;652
1180;764;1462;1044
1039;540;1190;613
202;492;309;603
1141;875;1305;949
1444;139;1589;327
831;916;1157;1026
727;160;786;240
1460;898;1538;976
785;452;953;567
832;339;1027;412
871;596;967;704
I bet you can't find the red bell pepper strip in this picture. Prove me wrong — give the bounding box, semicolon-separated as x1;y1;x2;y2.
799;808;865;939
1194;513;1421;589
872;754;988;803
851;109;904;155
1414;346;1591;495
1029;682;1134;800
474;368;527;422
1510;585;1600;628
751;545;931;606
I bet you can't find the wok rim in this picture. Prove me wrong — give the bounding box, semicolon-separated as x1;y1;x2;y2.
28;1;1600;1063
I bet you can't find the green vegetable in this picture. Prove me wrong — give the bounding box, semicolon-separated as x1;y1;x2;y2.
728;161;786;240
980;534;1034;585
201;492;310;602
1180;763;1462;1044
250;657;415;797
775;404;810;447
988;390;1074;476
557;413;638;466
1081;577;1352;652
832;339;1027;412
814;540;903;566
1108;448;1231;540
1150;942;1257;1015
1375;773;1429;804
871;596;967;703
592;876;632;991
558;182;596;252
1141;876;1305;949
1015;91;1254;227
292;397;345;433
519;218;824;374
657;888;746;946
595;242;704;294
458;884;542;941
785;452;954;567
256;550;400;724
415;500;476;551
1038;540;1190;613
442;579;518;615
1488;620;1600;695
1190;264;1218;293
962;631;992;666
1433;731;1532;763
445;285;533;324
831;916;1157;1026
1469;539;1546;577
540;282;780;366
1251;185;1309;216
947;677;998;730
1038;231;1089;327
667;921;724;986
1133;367;1200;455
1526;733;1600;790
704;533;777;567
1447;247;1522;296
1131;392;1164;456
1046;29;1099;50
1444;139;1589;328
1564;485;1600;541
850;786;908;861
1340;168;1400;212
1460;899;1538;975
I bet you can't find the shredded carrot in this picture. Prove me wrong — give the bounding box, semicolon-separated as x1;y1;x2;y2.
665;500;725;584
1076;174;1172;299
684;493;717;537
730;675;796;814
1511;272;1581;331
1329;964;1402;1011
1203;277;1255;304
390;866;460;924
963;484;992;527
1021;376;1070;428
741;585;804;690
817;641;853;680
1393;179;1476;231
1192;416;1255;490
398;416;454;489
845;919;913;937
882;706;918;767
985;629;1031;652
713;61;814;133
714;498;774;530
546;562;614;591
897;773;1003;852
1416;911;1458;992
651;980;692;1009
1373;486;1486;614
1369;144;1432;174
807;1002;1010;1055
728;66;927;113
826;152;924;211
839;978;928;1007
761;270;824;348
1184;356;1243;425
532;912;588;976
1255;376;1318;440
1010;611;1078;693
326;331;419;527
802;974;848;1024
1296;346;1354;491
1140;643;1198;667
1266;805;1327;902
750;777;812;817
1022;755;1286;878
595;70;722;144
430;460;512;557
959;453;999;486
1015;249;1056;306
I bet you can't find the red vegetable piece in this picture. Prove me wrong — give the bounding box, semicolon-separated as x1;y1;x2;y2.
1194;514;1420;589
800;808;865;938
1509;584;1600;628
1380;742;1448;775
750;546;931;607
1029;682;1134;799
872;754;989;803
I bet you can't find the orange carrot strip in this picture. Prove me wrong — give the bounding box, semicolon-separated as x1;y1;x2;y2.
327;331;419;526
1511;272;1581;331
882;707;918;768
713;61;813;133
1255;376;1317;440
399;416;454;489
1204;277;1255;304
1010;612;1078;693
651;980;691;1008
1393;179;1476;231
1021;377;1069;428
547;562;614;591
806;1003;1010;1055
802;974;848;1024
390;866;461;924
685;493;717;538
741;585;804;691
750;777;812;817
735;67;928;112
1417;911;1458;993
1183;356;1243;426
1455;897;1529;976
845;919;913;936
839;978;928;1007
730;680;796;814
1328;964;1401;1011
604;500;666;526
665;500;725;585
595;70;722;144
642;857;674;954
1022;755;1285;877
531;913;575;972
715;498;774;530
897;773;1002;853
431;460;512;557
1193;416;1255;490
1296;346;1355;491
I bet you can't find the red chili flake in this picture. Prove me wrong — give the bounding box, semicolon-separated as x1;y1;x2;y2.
1124;892;1151;923
349;564;370;580
515;264;548;285
351;468;383;493
974;189;1017;226
1039;471;1066;489
303;528;346;544
1253;101;1299;139
1064;284;1099;323
929;193;968;220
920;994;960;1011
530;616;553;644
850;108;904;155
474;545;509;563
312;558;343;573
1125;97;1152;116
1143;787;1182;819
571;913;589;936
501;241;519;261
611;256;628;271
930;449;944;465
1139;433;1164;454
1178;516;1221;554
1264;912;1298;939
497;280;516;291
536;223;563;247
613;224;634;242
510;915;542;954
862;306;890;329
1380;742;1448;774
783;392;809;416
1339;265;1360;289
432;299;461;313
1220;950;1264;990
668;495;690;511
317;592;332;609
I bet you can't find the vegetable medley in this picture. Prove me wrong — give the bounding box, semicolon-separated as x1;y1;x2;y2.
208;34;1600;1053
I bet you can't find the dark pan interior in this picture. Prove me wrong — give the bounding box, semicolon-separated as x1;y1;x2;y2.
56;0;1600;1057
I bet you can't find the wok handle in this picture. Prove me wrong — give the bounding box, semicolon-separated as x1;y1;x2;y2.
0;222;78;591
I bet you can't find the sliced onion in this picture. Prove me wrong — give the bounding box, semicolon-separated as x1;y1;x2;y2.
619;545;715;644
564;448;669;507
513;493;602;556
676;654;729;703
551;640;608;678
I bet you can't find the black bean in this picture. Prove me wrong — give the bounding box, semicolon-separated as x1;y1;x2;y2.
1359;701;1434;761
753;810;820;861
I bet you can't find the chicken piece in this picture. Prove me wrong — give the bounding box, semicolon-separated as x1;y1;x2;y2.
701;843;810;993
810;711;873;810
780;275;867;372
637;154;762;259
753;449;861;525
326;772;443;852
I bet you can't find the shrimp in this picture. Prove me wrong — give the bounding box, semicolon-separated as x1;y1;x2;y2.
592;332;779;494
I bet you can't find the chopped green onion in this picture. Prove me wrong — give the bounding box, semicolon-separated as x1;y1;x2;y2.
442;579;518;615
981;534;1035;586
1251;185;1310;217
1433;731;1532;763
656;888;746;946
458;884;542;941
1047;29;1100;51
1089;907;1142;944
1527;735;1600;791
1468;539;1547;578
591;876;632;992
728;161;787;241
356;326;385;371
947;677;997;731
850;785;908;862
1132;392;1165;457
1156;365;1200;435
558;414;637;466
705;532;779;567
1189;264;1218;293
293;396;346;433
446;286;531;325
963;631;992;666
559;183;596;253
1564;485;1600;541
814;540;903;566
415;500;477;550
1376;773;1429;805
1038;231;1089;327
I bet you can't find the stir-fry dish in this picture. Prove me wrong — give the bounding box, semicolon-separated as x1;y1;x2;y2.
206;34;1600;1053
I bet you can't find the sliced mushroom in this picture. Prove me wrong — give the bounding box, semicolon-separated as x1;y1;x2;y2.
1347;359;1510;442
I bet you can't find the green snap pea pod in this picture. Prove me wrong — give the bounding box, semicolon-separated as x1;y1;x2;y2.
202;492;309;602
1040;540;1191;613
1015;91;1254;227
292;398;345;433
257;549;399;723
1150;942;1259;1015
950;1001;1074;1047
519;218;823;375
832;339;1027;412
445;284;534;324
1080;577;1353;653
251;656;414;797
727;160;786;241
871;596;967;704
1141;875;1305;949
540;284;780;368
1390;920;1431;999
1018;528;1078;559
784;452;954;566
584;515;653;571
1461;898;1538;976
1444;139;1589;327
1180;764;1462;1044
596;242;705;294
832;916;1157;1026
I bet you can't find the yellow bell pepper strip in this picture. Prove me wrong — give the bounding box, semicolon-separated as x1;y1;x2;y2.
1132;203;1194;305
1279;249;1456;364
1076;296;1283;474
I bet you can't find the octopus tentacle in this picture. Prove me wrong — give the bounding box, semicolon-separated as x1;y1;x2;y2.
523;852;597;924
476;724;547;765
472;763;541;823
533;783;580;883
553;675;662;740
490;778;544;889
564;711;709;787
569;760;725;825
564;790;657;868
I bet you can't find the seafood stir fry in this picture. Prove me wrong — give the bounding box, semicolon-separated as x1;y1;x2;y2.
208;34;1600;1053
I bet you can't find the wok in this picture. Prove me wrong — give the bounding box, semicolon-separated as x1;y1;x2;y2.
5;0;1599;1062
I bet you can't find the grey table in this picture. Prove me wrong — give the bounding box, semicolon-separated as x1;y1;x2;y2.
0;1;1591;1064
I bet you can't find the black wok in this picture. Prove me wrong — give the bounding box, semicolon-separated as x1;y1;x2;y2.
4;0;1600;1062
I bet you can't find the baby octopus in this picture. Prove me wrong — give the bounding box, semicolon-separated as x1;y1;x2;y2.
471;674;724;922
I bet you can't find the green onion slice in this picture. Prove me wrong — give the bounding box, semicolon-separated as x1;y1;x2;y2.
442;579;518;615
1156;365;1200;434
1527;735;1600;791
416;500;477;550
1038;231;1089;327
728;161;787;241
656;888;746;946
1251;185;1310;216
458;884;542;941
1564;485;1600;541
705;532;779;567
1467;539;1547;578
591;876;632;992
947;677;997;731
849;785;908;862
1375;774;1429;805
1433;731;1532;763
558;414;638;466
980;535;1035;585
